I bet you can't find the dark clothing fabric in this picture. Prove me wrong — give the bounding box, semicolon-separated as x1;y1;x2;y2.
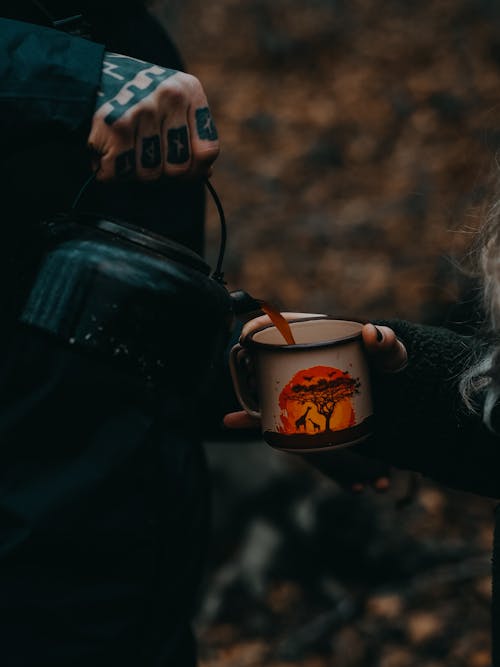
363;320;500;664
0;5;212;666
367;320;499;497
0;17;103;148
0;328;207;667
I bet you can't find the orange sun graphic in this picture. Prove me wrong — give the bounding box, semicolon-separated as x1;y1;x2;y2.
277;365;359;435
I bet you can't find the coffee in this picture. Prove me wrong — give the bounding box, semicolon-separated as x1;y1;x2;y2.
259;301;296;345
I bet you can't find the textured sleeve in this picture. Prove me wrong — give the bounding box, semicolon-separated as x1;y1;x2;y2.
0;18;105;149
356;320;500;498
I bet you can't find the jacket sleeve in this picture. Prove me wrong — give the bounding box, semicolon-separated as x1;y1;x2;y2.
0;18;105;150
357;320;500;499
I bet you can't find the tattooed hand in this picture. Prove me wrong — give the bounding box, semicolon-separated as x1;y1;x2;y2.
88;52;219;181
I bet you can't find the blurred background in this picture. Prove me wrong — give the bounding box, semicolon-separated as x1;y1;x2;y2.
156;1;500;665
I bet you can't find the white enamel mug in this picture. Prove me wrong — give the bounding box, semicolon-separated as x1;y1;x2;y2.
230;317;374;452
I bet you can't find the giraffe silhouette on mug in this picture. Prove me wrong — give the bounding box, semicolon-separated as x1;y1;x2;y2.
308;417;321;432
295;406;312;431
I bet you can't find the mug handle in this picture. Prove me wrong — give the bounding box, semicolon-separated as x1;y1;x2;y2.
229;344;261;419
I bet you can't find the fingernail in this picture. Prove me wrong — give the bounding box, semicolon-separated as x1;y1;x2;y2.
375;326;383;342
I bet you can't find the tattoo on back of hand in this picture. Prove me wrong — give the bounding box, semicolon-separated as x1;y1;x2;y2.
167;126;190;164
195;107;218;141
96;53;176;125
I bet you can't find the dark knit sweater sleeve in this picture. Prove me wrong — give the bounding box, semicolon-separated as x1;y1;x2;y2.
356;320;500;499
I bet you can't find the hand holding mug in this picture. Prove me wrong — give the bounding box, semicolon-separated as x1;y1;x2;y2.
224;314;407;492
229;316;379;451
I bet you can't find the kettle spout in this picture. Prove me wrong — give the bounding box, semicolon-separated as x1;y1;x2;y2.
229;290;265;323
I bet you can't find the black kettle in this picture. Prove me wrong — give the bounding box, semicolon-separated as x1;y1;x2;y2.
20;178;261;389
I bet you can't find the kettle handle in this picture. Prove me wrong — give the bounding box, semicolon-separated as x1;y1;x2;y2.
204;178;227;284
71;172;228;283
71;170;98;210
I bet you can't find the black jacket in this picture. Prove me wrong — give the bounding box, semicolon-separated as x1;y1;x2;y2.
0;6;211;666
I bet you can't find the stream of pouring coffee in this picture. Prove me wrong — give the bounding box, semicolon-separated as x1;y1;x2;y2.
260;302;296;345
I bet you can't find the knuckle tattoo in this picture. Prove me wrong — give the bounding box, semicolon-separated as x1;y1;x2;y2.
141;135;162;169
115;148;136;178
195;107;218;141
167;126;190;164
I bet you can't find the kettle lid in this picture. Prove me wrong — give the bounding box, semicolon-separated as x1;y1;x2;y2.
70;212;211;276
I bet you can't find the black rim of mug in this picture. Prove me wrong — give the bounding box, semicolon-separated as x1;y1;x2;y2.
245;317;365;352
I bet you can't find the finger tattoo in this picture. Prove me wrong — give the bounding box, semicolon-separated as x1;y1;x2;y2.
141;135;161;168
195;107;218;141
116;149;136;178
167;126;190;164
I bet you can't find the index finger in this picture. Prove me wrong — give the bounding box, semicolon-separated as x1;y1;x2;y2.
189;100;220;176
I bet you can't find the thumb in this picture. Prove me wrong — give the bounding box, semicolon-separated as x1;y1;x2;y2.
362;323;408;373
